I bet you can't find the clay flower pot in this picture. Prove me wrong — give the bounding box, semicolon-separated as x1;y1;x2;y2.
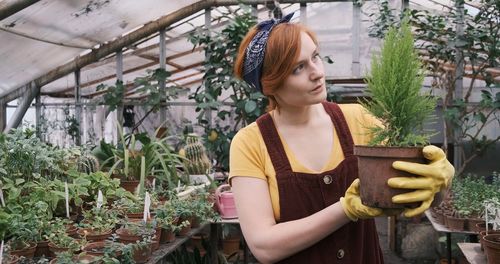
77;228;113;242
35;240;50;257
10;242;37;259
354;146;426;209
483;234;500;263
160;228;176;244
466;218;484;233
83;241;122;257
222;237;241;256
115;228;153;264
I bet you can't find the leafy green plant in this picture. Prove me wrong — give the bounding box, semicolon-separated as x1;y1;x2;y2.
79;205;119;233
361;21;437;146
188;5;261;171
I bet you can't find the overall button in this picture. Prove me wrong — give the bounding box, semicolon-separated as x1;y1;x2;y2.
337;249;345;259
323;175;332;184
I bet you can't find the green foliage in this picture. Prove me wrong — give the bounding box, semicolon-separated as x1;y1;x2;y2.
451;171;500;217
188;5;261;171
361;21;437;146
408;0;500;174
79;205;120;233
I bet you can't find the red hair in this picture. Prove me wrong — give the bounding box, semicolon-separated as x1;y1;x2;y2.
234;23;318;111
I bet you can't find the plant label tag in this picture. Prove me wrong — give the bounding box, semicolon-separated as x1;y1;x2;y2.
144;191;151;222
0;188;5;207
0;240;4;264
65;182;70;218
97;190;103;209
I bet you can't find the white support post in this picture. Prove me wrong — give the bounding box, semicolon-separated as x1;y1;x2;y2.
352;3;361;77
300;3;307;25
74;69;82;146
453;0;464;170
116;50;124;138
205;8;212;127
159;28;167;128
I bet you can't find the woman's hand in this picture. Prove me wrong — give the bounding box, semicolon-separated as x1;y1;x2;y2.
388;145;455;217
340;179;384;221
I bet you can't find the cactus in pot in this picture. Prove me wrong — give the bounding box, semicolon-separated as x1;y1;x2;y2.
180;134;212;184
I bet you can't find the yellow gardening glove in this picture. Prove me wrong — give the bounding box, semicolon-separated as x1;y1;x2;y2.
340;179;383;221
388;145;455;218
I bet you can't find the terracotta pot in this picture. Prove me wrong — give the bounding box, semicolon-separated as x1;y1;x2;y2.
354;146;427;209
479;230;500;251
128;218;161;251
160;228;176;244
445;215;467;231
49;254;98;264
190;234;207;252
483;234;500;264
177;225;191;236
10;242;37;259
432;209;445;225
77;228;113;242
4;255;20;264
476;222;493;233
120;179;140;193
83;241;122;258
222;237;241;256
48;240;82;258
66;224;79;238
115;228;152;264
35;240;50;257
467;218;484;233
126;212;156;219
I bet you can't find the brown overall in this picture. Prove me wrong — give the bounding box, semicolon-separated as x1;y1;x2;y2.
256;102;384;264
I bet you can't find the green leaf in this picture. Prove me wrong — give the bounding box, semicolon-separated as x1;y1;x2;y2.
244;101;257;113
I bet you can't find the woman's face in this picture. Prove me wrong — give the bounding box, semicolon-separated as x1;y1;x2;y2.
273;31;326;108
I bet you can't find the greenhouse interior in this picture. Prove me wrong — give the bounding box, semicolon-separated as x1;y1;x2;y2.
0;0;499;263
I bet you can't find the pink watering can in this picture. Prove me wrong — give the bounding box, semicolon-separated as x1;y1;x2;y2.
215;184;238;219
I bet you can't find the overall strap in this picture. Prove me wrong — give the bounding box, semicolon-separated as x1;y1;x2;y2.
256;113;293;175
321;102;355;156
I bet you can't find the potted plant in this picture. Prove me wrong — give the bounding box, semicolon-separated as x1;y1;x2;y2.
155;202;189;244
115;221;155;264
77;205;118;242
47;229;85;258
179;133;213;185
221;224;241;256
354;21;438;209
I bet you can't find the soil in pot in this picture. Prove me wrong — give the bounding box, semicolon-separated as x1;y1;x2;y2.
354;146;427;209
483;234;500;263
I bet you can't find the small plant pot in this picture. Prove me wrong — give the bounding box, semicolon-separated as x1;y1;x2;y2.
66;224;79;238
10;242;37;259
83;241;122;257
115;228;152;264
466;218;484;233
120;179;140;193
479;230;500;251
222;237;241;256
177;225;191;236
4;255;20;264
35;240;50;257
48;241;82;258
483;234;500;263
160;228;176;244
49;254;98;264
354;146;429;209
190;234;207;253
77;228;113;242
445;215;467;231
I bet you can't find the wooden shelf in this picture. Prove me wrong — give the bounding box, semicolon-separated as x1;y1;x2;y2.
425;211;477;234
458;243;486;264
146;223;208;264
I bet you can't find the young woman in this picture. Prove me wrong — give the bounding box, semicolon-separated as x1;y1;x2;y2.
229;13;454;264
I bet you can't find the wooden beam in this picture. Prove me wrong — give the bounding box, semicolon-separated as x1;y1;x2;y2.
0;0;39;21
1;0;345;102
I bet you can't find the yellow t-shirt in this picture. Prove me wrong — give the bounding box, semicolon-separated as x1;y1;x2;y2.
229;104;382;221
